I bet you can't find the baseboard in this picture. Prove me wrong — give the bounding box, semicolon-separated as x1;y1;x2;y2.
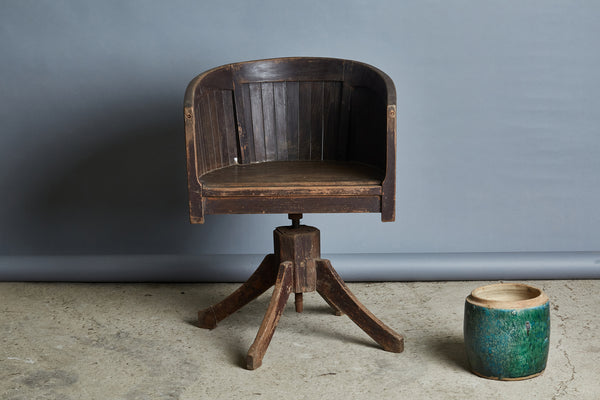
1;252;599;282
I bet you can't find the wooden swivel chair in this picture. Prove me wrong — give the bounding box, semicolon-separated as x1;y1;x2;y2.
184;57;404;369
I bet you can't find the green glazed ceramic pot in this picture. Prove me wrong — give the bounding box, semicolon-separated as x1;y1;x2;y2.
464;283;550;380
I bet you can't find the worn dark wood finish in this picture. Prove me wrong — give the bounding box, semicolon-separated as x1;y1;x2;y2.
246;261;294;370
322;295;344;316
197;254;278;329
285;81;300;160
186;58;401;369
235;80;355;163
184;57;396;222
202;185;381;198
316;258;404;353
200;161;383;192
274;225;320;293
204;195;381;215
196;221;404;369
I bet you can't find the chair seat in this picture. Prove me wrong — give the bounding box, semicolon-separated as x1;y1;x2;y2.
199;161;384;197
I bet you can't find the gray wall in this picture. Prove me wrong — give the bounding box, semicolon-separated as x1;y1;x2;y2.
1;1;599;280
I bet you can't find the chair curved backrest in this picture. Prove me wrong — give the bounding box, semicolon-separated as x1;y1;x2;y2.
184;57;396;223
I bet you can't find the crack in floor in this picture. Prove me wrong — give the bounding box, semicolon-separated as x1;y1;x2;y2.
552;296;576;399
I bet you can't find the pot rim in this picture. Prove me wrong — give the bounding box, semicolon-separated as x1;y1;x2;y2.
466;282;549;309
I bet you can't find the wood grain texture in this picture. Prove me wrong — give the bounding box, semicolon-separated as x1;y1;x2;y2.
285;81;299;160
316;258;404;353
323;81;343;160
195;223;404;369
233;57;345;83
261;82;277;161
234;81;254;163
248;83;266;161
274;225;320;293
200;161;384;188
219;90;238;165
246;261;294;370
201;186;381;198
209;91;225;166
204;195;381;215
273;82;288;160
195;90;210;174
191;88;238;176
197;254;278;329
184;57;396;222
309;81;323;160
298;81;312;160
236;80;352;163
381;105;397;222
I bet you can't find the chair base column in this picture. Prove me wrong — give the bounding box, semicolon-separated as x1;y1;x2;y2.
197;220;404;369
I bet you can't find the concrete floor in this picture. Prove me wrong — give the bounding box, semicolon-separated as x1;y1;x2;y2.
1;280;598;399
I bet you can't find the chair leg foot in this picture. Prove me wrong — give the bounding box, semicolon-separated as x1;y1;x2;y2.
197;306;218;329
245;353;262;370
321;296;344;316
316;259;404;353
246;262;294;370
197;254;278;329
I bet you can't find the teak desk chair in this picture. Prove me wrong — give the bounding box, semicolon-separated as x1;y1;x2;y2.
184;57;404;369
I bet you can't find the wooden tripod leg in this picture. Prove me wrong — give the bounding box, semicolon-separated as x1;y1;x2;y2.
198;254;278;329
246;261;293;370
316;259;404;353
322;296;344;316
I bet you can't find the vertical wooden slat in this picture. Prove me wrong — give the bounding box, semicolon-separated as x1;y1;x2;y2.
231;88;247;163
337;83;353;161
234;83;255;163
323;81;342;160
242;83;257;163
309;82;323;160
199;90;217;172
207;90;220;170
219;90;238;165
249;83;266;161
194;89;208;175
232;79;355;165
285;81;299;160
208;90;225;168
261;82;277;161
273;82;288;160
298;82;312;160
